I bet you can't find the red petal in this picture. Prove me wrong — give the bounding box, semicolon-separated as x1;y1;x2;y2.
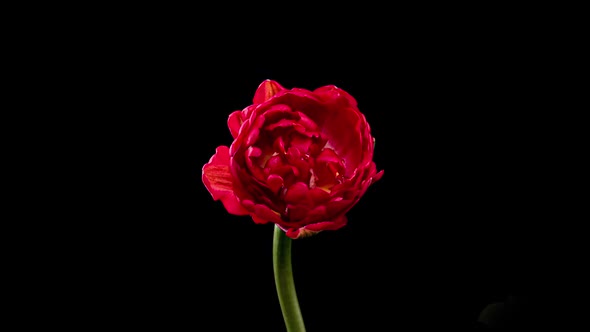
202;146;232;201
220;194;250;216
245;128;260;146
268;165;295;179
321;108;363;176
265;155;283;169
316;148;341;164
307;205;327;221
372;169;384;183
286;147;301;163
241;199;255;209
242;105;257;120
245;146;265;181
202;146;249;215
251;215;270;224
252;204;282;223
263;104;294;123
325;198;353;217
253;80;286;104
265;119;304;131
290;134;312;154
302;215;348;232
285;228;302;239
308;188;331;205
227;111;243;139
273;136;286;154
284;182;309;204
294;111;319;132
284;215;348;239
287;204;310;221
266;174;284;193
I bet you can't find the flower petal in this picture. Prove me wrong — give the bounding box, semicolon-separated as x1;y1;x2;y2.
284;215;348;239
253;79;286;104
251;215;270;224
266;174;284;194
372;169;384;183
287;204;311;221
284;182;309;204
227;111;243;139
302;215;348;232
252;203;282;223
320;107;363;176
202;146;249;215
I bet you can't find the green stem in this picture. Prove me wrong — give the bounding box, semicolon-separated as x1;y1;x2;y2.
273;225;306;332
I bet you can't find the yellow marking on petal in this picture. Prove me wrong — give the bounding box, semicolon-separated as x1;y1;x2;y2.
205;165;233;188
297;228;320;238
261;80;282;101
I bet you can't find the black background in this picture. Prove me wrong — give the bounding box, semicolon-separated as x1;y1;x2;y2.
30;15;561;330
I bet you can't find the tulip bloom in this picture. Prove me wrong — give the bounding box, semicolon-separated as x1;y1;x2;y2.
203;80;383;238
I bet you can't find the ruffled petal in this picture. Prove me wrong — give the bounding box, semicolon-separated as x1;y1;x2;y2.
202;146;249;215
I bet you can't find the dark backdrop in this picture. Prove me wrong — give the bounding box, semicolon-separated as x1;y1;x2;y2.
46;25;553;330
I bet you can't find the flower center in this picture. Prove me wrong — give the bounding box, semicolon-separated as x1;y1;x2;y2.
248;110;347;188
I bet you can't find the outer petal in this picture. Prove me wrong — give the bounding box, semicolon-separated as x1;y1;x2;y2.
303;215;348;232
253;79;286;104
285;215;348;239
372;169;384;183
202;146;249;215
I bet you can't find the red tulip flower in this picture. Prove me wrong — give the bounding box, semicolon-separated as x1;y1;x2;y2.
203;79;383;238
